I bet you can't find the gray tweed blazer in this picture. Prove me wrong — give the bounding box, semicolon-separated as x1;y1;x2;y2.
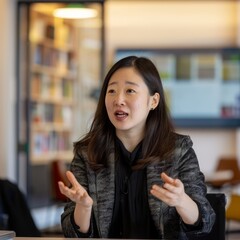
61;134;215;239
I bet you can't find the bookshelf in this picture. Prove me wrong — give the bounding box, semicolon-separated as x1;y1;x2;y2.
115;48;240;128
29;9;77;164
16;1;103;207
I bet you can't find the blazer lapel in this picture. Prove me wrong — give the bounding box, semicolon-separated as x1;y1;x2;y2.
146;162;170;236
88;153;115;238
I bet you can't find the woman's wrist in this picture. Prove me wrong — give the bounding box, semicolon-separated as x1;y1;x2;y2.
176;194;199;225
75;202;92;211
73;203;92;233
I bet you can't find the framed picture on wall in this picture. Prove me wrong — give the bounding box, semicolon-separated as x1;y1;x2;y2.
115;48;240;128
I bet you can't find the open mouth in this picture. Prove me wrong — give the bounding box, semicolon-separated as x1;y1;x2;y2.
114;111;128;118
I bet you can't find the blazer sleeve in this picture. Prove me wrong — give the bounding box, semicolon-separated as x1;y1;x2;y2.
60;152;96;238
174;135;216;237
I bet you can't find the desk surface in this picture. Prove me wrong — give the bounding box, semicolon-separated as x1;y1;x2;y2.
15;239;66;240
15;238;171;240
0;231;15;240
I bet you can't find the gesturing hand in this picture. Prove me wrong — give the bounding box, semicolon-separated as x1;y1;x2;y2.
150;172;186;207
58;171;93;208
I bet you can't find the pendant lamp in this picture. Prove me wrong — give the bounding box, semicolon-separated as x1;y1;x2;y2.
53;4;97;19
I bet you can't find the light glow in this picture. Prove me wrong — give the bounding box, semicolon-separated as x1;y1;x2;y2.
53;8;97;19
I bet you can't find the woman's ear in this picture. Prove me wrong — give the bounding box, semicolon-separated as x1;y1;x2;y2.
151;92;160;110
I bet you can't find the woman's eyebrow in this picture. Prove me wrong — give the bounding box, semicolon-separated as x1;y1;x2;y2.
108;81;139;87
126;81;139;87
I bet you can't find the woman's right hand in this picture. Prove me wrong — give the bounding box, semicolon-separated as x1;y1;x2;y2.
58;170;93;208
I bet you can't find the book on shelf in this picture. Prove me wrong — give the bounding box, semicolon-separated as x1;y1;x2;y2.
30;18;45;42
31;102;54;123
31;102;44;123
32;131;71;156
31;73;41;97
176;55;191;80
62;79;73;99
45;24;55;40
33;44;43;65
40;74;51;98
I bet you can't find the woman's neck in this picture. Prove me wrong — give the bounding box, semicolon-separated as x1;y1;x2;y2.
116;131;144;153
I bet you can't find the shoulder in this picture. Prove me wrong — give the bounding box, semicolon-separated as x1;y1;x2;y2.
172;132;194;159
71;145;89;169
174;132;193;148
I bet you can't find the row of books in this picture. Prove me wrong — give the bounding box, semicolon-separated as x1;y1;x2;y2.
33;44;76;71
159;55;240;81
118;52;240;82
30;16;73;46
31;73;73;100
32;131;71;155
221;95;240;118
221;105;240;118
31;102;72;125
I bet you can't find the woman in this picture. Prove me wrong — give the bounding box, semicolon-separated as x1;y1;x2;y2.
59;56;215;239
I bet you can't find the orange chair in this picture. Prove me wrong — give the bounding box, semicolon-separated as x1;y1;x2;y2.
226;193;240;233
206;157;240;189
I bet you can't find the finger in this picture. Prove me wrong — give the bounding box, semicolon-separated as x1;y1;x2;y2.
58;180;78;196
151;185;175;201
162;182;177;193
58;181;71;196
66;171;80;188
161;172;174;184
58;181;65;188
173;178;183;188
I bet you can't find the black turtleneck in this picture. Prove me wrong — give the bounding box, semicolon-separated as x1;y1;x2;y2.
108;138;159;239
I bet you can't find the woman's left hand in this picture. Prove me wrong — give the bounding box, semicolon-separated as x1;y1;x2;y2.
151;172;200;225
150;172;186;207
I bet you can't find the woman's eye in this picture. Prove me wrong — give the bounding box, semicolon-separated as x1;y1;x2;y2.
107;89;115;94
126;89;135;93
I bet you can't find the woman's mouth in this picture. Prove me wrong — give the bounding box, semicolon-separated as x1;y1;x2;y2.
114;111;128;120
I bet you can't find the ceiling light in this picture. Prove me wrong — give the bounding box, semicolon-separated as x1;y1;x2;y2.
53;4;97;19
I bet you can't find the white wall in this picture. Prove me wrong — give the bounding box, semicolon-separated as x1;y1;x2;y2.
178;129;237;173
0;0;16;181
105;0;240;173
105;0;238;63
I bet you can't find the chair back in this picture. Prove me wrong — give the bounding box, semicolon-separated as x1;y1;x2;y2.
212;157;240;188
192;193;226;240
0;179;41;236
226;194;240;222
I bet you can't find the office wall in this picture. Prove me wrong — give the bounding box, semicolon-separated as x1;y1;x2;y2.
105;0;238;62
105;0;240;173
0;0;16;181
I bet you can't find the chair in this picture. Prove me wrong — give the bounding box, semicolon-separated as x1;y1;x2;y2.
41;160;70;236
206;157;240;189
51;159;70;202
0;179;41;237
192;193;226;240
226;193;240;233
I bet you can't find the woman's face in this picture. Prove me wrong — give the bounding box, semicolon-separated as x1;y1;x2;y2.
105;67;159;139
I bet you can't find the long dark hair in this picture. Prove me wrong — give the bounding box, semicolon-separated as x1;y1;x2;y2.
74;56;175;171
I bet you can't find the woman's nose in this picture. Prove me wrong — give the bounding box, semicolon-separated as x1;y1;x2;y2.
114;93;125;106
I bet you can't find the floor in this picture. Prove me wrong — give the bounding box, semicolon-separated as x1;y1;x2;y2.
226;233;240;240
226;222;240;240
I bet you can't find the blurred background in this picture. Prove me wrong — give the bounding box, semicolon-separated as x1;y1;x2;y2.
0;0;240;238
